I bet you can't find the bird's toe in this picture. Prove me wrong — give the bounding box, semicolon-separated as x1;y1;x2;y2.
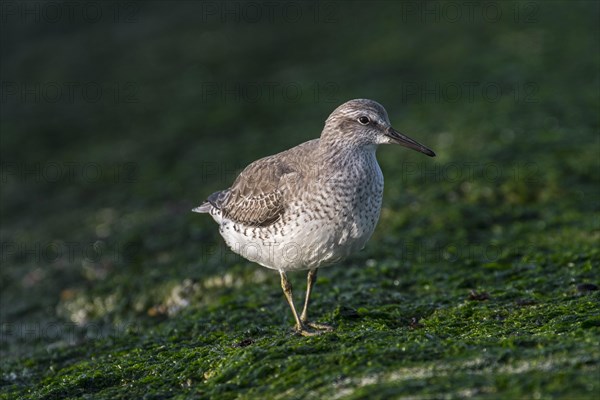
307;322;333;332
295;321;333;334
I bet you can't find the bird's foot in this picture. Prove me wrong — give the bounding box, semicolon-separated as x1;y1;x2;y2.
294;321;333;336
306;321;333;332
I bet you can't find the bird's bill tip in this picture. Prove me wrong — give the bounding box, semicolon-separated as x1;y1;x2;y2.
421;147;436;157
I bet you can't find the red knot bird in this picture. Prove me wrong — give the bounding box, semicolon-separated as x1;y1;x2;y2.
193;99;435;336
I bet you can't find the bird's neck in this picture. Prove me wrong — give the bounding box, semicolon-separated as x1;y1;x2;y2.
318;138;378;166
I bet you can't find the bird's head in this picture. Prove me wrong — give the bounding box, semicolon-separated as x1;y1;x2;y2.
322;99;435;157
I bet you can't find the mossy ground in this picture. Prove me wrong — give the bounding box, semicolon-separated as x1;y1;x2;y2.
1;1;599;399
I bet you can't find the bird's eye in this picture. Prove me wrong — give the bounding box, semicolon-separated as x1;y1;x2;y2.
358;116;370;125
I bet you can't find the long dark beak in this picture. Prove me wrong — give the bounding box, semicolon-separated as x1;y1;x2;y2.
385;127;436;157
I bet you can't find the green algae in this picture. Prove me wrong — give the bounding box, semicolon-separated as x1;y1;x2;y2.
1;1;599;399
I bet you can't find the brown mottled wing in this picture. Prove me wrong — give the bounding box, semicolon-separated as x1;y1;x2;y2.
212;155;299;226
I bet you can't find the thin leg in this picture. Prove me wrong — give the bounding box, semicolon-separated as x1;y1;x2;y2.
300;269;318;322
280;271;313;336
300;268;333;332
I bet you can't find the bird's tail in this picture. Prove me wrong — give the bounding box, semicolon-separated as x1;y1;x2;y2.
192;202;212;213
192;191;225;213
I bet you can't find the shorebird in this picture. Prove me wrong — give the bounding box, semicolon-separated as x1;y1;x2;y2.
193;99;435;336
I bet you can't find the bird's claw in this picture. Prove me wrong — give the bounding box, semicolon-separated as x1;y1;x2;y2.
295;321;333;336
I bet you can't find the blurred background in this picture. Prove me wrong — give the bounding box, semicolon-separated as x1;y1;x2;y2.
1;0;598;359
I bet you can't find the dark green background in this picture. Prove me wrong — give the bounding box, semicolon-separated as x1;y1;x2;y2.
1;1;599;398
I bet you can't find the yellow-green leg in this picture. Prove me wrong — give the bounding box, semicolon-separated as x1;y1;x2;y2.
280;271;314;336
300;269;333;332
280;270;332;336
